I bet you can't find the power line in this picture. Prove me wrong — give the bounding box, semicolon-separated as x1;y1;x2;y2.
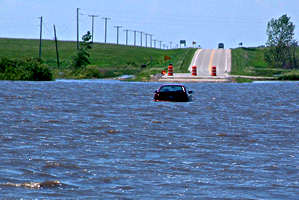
33;12;183;49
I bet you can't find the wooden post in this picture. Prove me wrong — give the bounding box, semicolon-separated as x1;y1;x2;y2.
53;25;60;68
39;16;43;59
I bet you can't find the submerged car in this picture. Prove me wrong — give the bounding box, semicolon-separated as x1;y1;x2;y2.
154;84;193;102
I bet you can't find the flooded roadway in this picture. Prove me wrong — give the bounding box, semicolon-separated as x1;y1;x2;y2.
0;80;298;199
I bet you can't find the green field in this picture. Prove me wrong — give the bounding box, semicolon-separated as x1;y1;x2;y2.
231;47;299;80
1;38;298;81
0;38;196;80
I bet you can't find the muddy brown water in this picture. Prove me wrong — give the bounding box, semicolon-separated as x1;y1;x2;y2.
0;80;298;199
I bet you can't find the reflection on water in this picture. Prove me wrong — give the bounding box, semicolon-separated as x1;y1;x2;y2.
0;80;298;199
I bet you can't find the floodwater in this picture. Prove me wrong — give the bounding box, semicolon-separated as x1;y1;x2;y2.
0;80;298;199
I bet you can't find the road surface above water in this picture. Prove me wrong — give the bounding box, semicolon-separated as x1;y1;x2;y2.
189;49;232;76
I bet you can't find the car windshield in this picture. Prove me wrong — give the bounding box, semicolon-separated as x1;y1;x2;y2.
159;85;184;92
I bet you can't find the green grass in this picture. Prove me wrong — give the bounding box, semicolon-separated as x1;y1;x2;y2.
232;47;284;76
231;47;299;79
233;77;254;83
278;70;299;80
0;38;196;80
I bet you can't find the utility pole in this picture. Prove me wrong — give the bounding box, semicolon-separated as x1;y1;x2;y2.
153;39;157;48
102;17;111;43
159;41;162;49
170;41;172;49
77;8;79;50
145;33;148;47
39;16;43;59
139;31;143;47
114;25;122;44
133;30;137;46
53;25;60;68
124;29;129;45
88;14;99;43
149;34;153;48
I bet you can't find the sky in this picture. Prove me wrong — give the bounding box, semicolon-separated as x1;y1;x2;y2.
0;0;298;49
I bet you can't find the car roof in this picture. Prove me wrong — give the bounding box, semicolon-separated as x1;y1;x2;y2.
159;84;185;87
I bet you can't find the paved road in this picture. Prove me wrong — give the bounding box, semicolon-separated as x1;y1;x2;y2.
189;49;231;76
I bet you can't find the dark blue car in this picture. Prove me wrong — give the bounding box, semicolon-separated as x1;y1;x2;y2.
154;84;192;102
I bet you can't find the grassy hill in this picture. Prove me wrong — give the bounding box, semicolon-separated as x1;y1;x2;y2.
231;47;299;80
0;38;196;80
2;38;297;81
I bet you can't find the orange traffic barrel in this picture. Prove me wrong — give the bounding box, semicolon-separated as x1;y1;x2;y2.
168;64;173;76
211;66;216;76
192;66;197;76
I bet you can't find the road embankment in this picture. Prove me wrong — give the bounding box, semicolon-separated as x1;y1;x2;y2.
151;73;277;83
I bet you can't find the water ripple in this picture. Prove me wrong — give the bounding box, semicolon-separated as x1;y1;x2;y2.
0;80;298;199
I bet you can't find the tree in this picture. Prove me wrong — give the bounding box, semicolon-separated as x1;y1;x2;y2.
289;40;298;68
0;57;53;81
72;31;92;69
265;14;297;69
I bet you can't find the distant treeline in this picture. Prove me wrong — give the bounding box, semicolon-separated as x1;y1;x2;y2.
0;57;53;81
